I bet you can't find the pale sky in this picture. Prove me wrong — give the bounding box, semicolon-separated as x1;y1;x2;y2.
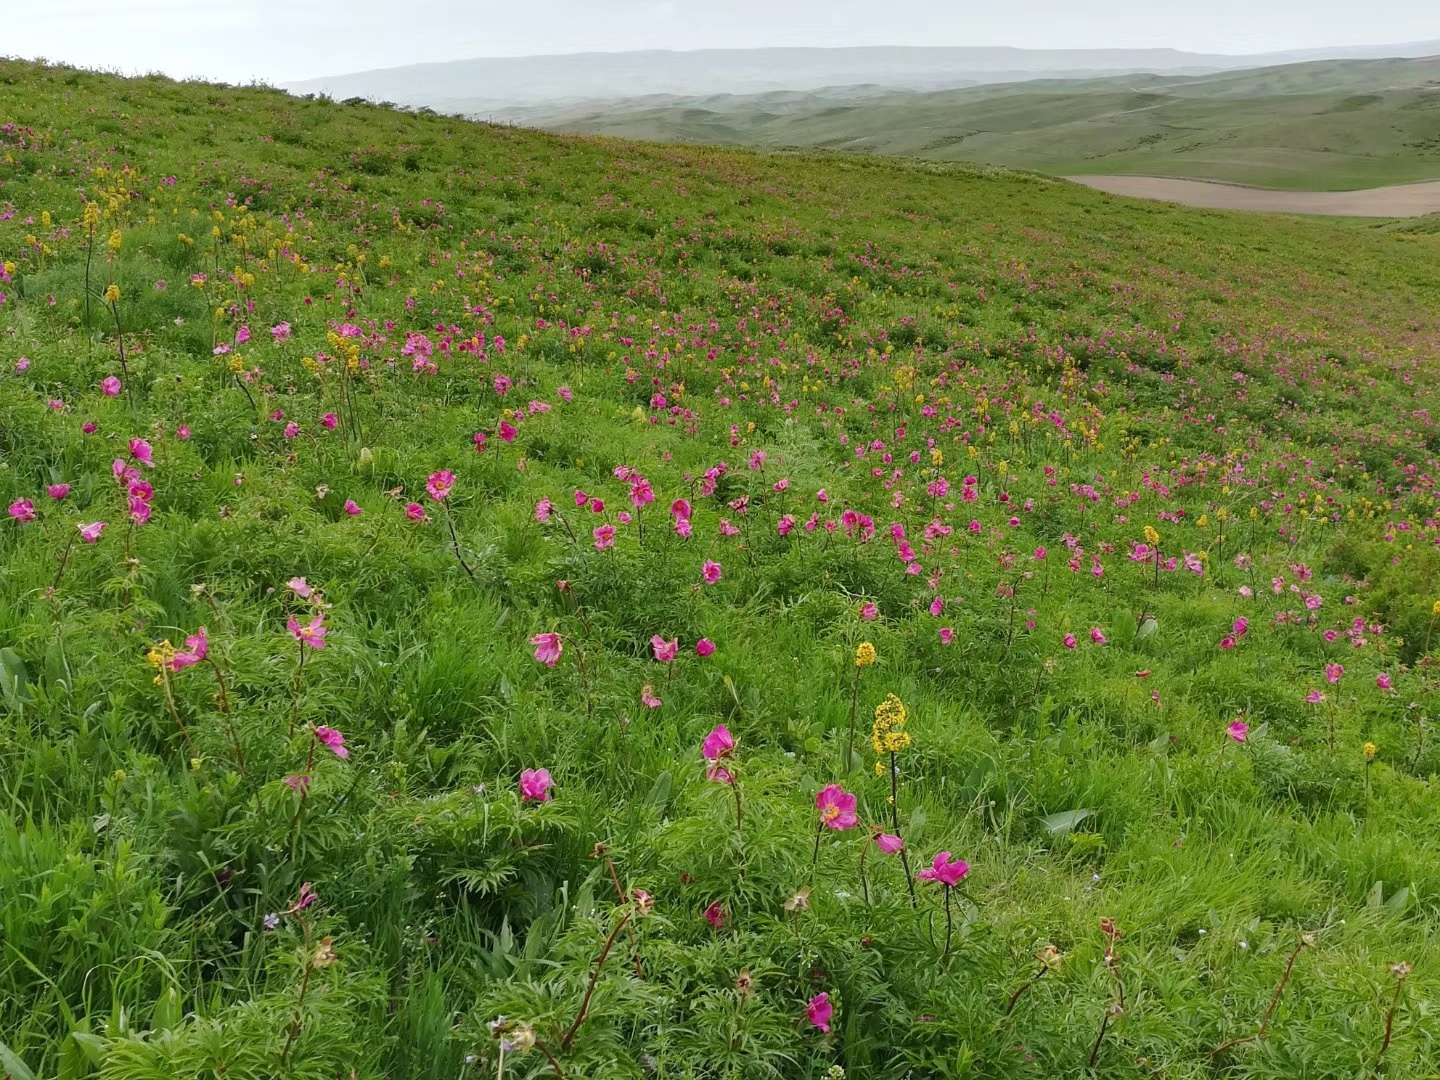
4;0;1437;84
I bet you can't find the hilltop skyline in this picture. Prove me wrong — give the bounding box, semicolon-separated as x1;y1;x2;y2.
5;0;1438;84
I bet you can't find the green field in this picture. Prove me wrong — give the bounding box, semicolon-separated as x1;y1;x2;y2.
5;58;1440;1078
524;56;1440;190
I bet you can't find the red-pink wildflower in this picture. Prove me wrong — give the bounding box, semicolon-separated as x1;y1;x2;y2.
815;784;858;830
704;901;726;930
519;768;553;802
77;521;106;543
695;638;716;657
702;560;723;585
651;635;678;663
1227;719;1249;743
916;852;969;887
287;613;328;650
531;632;563;667
874;833;904;854
8;499;35;523
168;627;208;672
425;469;455;502
405;501;428;522
314;725;348;759
806;992;833;1033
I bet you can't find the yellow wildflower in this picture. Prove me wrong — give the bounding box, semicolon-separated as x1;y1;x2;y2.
855;642;877;668
103;284;120;304
1143;525;1160;546
1363;742;1378;761
871;694;912;755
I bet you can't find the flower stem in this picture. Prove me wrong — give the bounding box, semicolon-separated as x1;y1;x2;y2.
561;911;633;1048
890;751;917;907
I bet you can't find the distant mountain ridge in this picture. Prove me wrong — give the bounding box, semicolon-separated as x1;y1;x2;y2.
285;42;1440;113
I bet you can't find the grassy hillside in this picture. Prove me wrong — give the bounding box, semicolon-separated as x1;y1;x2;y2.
523;56;1440;190
4;58;1440;1079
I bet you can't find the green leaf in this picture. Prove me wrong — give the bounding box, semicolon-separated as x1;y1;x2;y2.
152;986;182;1032
644;770;672;810
1040;808;1095;836
1367;880;1386;908
71;1033;106;1067
0;647;30;710
1385;886;1410;912
0;1040;37;1080
1135;618;1159;641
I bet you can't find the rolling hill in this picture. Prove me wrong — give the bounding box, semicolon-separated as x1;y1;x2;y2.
513;55;1440;190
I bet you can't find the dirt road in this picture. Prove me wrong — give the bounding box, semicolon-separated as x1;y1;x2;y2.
1068;175;1440;217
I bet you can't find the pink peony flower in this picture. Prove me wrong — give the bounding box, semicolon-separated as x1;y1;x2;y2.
531;632;563;667
425;469;455;502
534;497;554;523
321;412;337;430
1325;663;1343;685
939;627;954;645
8;499;36;523
651;635;678;663
498;421;517;443
77;521;106;543
593;524;616;550
1090;627;1107;645
806;993;833;1034
916;851;969;887
1377;672;1393;691
702;560;723;585
287;577;313;598
101;376;122;397
177;423;191;440
405;501;428;522
860;602;878;621
702;724;735;761
695;638;716;657
314;725;348;759
874;833;904;854
640;684;662;709
1305;689;1325;704
287;613;328;650
1063;633;1077;650
815;784;858;830
343;499;362;516
46;484;70;501
519;768;553;803
1227;719;1249;743
704;901;726;930
168;627;209;671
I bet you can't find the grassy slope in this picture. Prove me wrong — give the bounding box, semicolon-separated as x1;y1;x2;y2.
528;56;1440;190
3;59;1440;1078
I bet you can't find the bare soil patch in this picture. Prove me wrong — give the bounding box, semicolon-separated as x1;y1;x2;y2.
1069;175;1440;217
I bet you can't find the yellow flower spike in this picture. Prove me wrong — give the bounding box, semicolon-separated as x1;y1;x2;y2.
103;284;120;304
1143;525;1160;546
871;694;912;756
855;642;877;668
1363;743;1378;761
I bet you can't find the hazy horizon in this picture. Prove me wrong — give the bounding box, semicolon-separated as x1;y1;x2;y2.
5;1;1438;85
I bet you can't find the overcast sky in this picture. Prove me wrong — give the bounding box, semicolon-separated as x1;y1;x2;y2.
5;0;1437;84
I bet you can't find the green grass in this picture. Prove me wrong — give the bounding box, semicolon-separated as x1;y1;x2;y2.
2;57;1440;1079
525;56;1440;190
